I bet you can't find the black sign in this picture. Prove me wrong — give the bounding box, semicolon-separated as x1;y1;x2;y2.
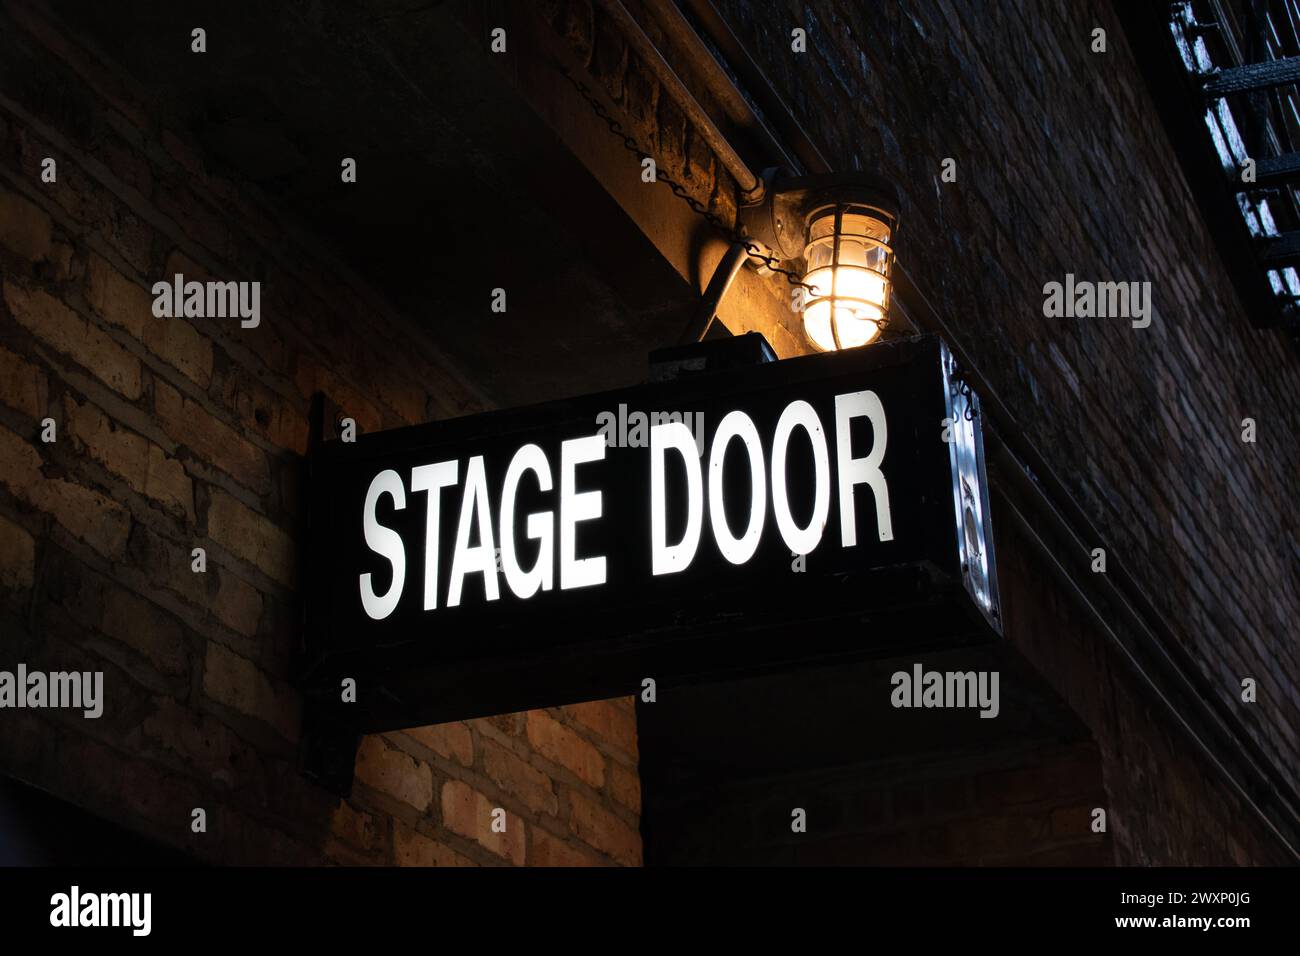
301;335;999;731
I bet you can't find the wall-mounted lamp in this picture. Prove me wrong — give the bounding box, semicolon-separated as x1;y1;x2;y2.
740;171;900;352
800;199;896;350
677;171;901;350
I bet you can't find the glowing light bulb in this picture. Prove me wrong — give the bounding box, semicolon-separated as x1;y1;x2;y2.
801;208;893;351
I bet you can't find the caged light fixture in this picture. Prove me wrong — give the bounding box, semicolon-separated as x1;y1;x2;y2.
682;170;901;352
799;194;898;351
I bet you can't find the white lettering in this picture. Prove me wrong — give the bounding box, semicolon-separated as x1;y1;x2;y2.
651;421;704;574
359;469;406;620
559;436;607;589
834;390;893;544
499;444;555;599
770;400;831;556
707;410;765;565
411;461;458;610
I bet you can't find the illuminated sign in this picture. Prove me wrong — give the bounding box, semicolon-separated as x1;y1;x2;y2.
301;335;999;733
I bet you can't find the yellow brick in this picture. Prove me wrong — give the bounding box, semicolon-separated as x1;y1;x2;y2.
144;444;194;522
531;827;607;867
0;188;52;262
66;394;148;487
565;698;639;759
481;737;558;816
4;280;141;400
214;569;262;637
206;489;295;588
40;479;130;560
330;802;376;851
405;722;474;767
610;760;641;815
145;313;213;388
84;253;149;338
441;779;526;865
354;735;433;811
0;345;45;419
393;824;474;866
65;395;193;521
0;512;35;590
155;379;268;494
0;424;128;559
201;642;299;741
526;709;605;788
567;788;640;866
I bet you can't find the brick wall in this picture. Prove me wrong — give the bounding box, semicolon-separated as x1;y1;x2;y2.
0;3;640;866
531;0;1299;861
3;0;1295;868
648;738;1111;866
696;0;1300;797
995;515;1287;863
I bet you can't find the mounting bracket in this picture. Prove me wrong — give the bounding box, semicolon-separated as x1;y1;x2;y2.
298;392;363;798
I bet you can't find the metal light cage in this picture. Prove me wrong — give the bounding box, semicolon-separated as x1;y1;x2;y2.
801;201;897;351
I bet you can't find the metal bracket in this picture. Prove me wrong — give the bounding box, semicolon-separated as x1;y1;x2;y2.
301;702;362;799
676;240;749;344
297;392;364;798
737;168;901;262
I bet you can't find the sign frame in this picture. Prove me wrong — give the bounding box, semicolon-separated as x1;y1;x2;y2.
298;334;1000;745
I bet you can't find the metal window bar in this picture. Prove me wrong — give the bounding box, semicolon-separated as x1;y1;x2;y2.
1184;0;1300;297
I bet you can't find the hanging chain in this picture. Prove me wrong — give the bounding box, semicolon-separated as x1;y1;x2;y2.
555;61;892;333
958;380;978;420
557;65;804;287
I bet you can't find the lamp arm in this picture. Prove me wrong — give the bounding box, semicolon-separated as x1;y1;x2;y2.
676;240;750;344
